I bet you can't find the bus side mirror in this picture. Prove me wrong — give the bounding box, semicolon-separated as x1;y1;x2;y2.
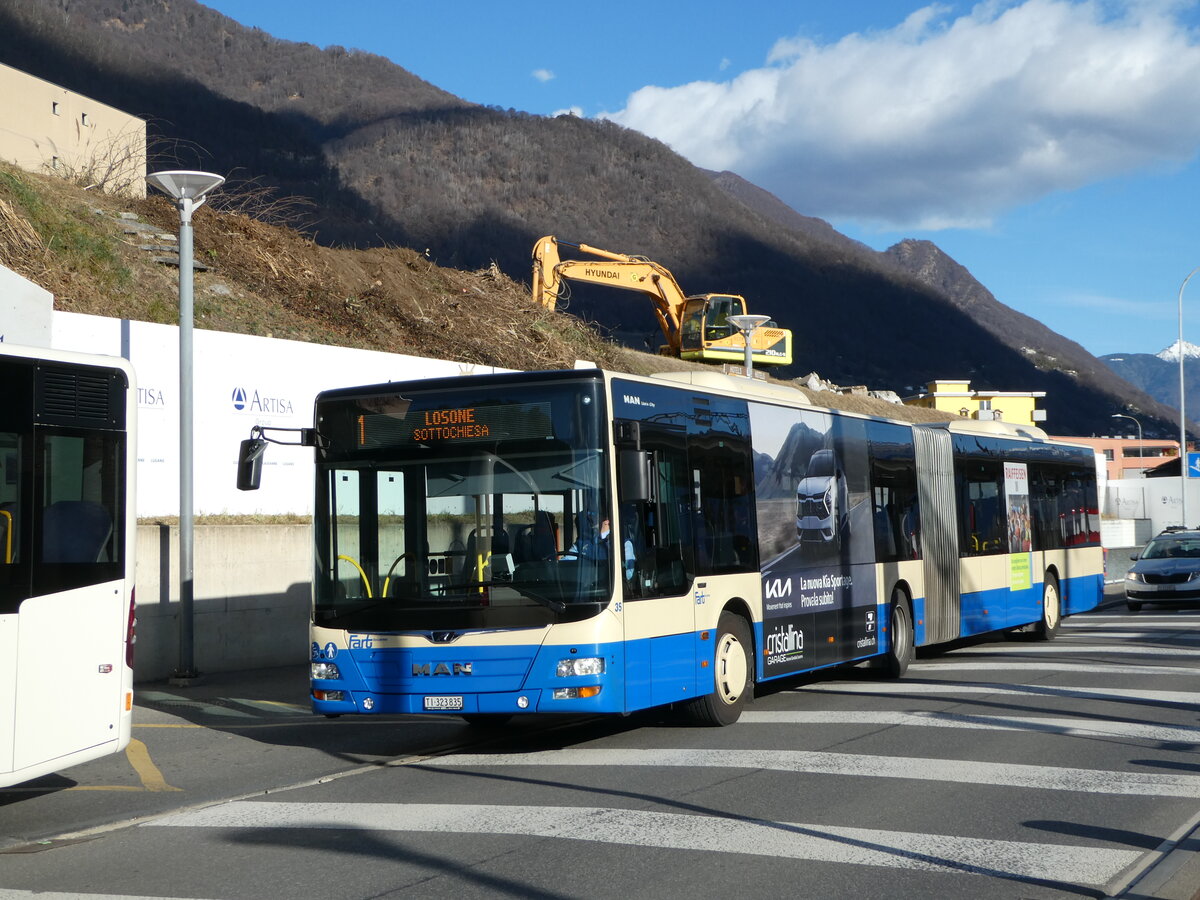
236;438;268;491
619;450;654;503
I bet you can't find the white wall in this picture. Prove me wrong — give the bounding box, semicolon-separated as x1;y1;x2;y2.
1106;476;1200;534
0;265;52;347
50;311;509;516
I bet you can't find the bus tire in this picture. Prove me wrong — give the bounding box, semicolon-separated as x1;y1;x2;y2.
685;611;753;727
881;589;913;679
1035;573;1061;641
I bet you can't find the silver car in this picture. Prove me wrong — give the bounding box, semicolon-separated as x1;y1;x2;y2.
1124;529;1200;612
795;448;849;548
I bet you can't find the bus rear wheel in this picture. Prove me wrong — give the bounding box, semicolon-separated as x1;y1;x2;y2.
880;589;913;679
684;611;752;727
1034;574;1061;641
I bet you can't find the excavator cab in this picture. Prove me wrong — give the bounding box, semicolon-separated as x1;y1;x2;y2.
679;294;792;367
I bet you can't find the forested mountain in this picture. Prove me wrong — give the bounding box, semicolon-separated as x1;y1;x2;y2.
1102;345;1200;433
0;0;1182;436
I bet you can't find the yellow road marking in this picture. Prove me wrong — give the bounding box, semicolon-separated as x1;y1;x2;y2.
123;738;181;792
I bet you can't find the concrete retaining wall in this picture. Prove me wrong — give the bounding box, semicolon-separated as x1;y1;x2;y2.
134;524;311;682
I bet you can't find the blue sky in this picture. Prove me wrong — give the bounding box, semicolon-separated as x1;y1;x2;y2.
200;0;1200;359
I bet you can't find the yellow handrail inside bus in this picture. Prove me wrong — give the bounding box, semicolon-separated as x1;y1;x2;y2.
337;554;372;598
381;552;413;598
0;510;10;564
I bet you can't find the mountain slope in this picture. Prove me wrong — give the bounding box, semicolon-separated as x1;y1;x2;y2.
0;0;1179;435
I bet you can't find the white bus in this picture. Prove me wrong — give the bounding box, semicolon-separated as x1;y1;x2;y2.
240;367;1103;726
1;344;136;786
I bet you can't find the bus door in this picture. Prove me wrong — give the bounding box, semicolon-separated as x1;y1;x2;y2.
616;425;696;710
956;458;1008;634
912;427;961;644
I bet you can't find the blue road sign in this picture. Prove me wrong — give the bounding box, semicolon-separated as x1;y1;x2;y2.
1188;452;1200;478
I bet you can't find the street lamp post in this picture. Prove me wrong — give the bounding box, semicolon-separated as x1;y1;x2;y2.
146;170;225;683
1111;413;1143;477
1111;413;1143;443
1179;267;1200;529
728;314;771;379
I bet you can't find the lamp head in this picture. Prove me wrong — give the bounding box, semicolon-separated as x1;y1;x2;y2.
146;170;225;202
728;314;771;333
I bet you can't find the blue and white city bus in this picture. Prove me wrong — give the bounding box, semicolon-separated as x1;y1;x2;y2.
240;368;1102;726
1;343;136;786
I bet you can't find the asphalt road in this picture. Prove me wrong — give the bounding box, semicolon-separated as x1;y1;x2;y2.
1;587;1198;900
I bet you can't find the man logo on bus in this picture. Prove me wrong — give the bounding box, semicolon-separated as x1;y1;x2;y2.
232;386;247;411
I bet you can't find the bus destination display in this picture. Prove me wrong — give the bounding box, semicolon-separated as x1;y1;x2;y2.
357;400;553;447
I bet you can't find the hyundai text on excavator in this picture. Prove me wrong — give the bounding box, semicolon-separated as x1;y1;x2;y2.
532;235;793;367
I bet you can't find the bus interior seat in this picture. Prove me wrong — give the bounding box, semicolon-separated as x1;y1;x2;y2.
42;500;112;563
513;512;557;563
464;528;510;573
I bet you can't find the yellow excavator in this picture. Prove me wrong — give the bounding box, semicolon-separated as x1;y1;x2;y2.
532;235;793;367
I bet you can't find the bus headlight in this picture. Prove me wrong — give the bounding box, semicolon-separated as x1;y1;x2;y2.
556;657;605;677
311;662;341;680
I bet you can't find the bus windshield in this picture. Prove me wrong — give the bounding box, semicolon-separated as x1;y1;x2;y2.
312;376;610;632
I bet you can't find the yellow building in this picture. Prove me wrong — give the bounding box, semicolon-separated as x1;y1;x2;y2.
0;62;146;197
904;380;1047;427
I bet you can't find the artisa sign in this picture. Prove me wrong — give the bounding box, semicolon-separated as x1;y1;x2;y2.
232;386;294;416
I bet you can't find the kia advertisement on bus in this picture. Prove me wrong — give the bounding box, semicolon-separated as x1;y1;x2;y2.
749;402;878;677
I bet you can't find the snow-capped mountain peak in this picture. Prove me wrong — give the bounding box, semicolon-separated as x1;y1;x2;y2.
1157;340;1200;362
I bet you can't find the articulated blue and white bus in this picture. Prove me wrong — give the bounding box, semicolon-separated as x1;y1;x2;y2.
1;344;136;786
241;367;1102;726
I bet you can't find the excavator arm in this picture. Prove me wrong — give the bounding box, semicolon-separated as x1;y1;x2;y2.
531;235;792;366
533;236;689;354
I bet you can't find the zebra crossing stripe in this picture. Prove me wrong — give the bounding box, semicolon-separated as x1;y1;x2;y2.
145;800;1141;886
425;747;1200;798
1056;631;1200;641
942;643;1198;656
914;661;1199;676
738;710;1200;743
797;681;1199;705
1064;620;1200;629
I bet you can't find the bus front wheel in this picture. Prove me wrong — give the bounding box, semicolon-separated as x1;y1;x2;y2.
1035;574;1061;641
685;611;753;727
880;589;913;678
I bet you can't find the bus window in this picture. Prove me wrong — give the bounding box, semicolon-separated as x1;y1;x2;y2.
34;428;124;595
868;422;920;562
0;433;19;566
957;459;1004;556
690;432;756;575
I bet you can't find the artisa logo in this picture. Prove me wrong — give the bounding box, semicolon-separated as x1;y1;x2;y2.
231;386;294;415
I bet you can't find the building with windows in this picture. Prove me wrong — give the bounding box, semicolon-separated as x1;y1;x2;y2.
1054;435;1180;481
0;62;146;197
902;380;1047;427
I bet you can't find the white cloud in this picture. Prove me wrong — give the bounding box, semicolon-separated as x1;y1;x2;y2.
532;68;555;83
604;0;1200;229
